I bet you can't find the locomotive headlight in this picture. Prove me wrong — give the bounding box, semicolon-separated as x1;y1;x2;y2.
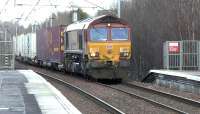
90;52;96;57
90;48;99;58
120;47;129;57
90;52;99;57
120;52;129;57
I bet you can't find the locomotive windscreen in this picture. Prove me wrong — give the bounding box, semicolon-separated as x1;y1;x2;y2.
111;28;129;40
89;27;129;41
90;28;108;41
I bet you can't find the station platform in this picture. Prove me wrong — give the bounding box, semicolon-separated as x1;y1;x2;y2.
0;70;82;114
145;70;200;82
143;69;200;94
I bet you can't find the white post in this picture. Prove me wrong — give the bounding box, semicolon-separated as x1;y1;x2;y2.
117;0;121;18
72;8;78;22
5;30;7;41
51;14;53;27
14;0;16;7
15;25;18;56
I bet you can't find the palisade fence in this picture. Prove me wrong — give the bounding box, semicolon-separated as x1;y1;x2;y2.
163;40;200;70
0;30;14;70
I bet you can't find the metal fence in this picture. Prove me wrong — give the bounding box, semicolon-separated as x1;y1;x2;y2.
163;40;200;70
0;30;14;70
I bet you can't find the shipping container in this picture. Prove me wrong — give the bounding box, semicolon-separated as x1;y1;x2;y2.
15;33;36;61
15;34;23;56
163;40;200;70
36;25;65;69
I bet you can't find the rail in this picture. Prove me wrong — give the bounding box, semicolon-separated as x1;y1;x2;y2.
36;71;125;114
124;82;200;107
97;83;187;114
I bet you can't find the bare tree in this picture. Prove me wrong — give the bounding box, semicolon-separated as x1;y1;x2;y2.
121;0;200;80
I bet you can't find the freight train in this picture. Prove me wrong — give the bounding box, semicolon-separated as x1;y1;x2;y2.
15;15;132;80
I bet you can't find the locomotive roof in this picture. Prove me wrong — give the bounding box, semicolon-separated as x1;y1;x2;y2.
65;15;128;32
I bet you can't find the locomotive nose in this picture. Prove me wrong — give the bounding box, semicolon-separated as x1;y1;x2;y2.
88;42;131;63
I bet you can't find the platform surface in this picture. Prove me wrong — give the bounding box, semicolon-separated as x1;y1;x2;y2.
0;70;82;114
149;70;200;82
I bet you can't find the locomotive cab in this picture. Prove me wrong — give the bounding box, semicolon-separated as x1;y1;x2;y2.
64;15;132;80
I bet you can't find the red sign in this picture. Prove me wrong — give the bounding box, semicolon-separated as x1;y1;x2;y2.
168;42;180;53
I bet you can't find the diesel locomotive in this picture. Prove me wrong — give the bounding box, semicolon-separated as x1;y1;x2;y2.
63;15;132;80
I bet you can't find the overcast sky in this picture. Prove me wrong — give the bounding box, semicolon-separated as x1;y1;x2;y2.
0;0;115;27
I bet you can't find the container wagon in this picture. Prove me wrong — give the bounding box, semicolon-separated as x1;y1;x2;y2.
64;15;132;80
15;32;36;64
36;25;65;70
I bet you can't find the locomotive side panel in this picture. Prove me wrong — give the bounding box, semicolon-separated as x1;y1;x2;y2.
67;31;79;50
64;30;86;73
65;30;85;52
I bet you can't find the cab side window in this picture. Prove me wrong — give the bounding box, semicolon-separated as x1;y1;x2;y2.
64;32;69;50
78;31;83;49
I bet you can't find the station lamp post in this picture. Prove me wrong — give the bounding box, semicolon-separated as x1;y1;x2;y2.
117;0;121;18
15;18;21;37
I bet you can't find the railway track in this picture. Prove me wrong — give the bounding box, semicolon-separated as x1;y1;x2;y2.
36;70;186;114
97;83;187;114
36;71;125;114
16;62;199;114
108;82;200;114
124;82;200;107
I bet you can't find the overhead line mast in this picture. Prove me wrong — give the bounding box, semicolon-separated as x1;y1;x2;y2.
117;0;121;18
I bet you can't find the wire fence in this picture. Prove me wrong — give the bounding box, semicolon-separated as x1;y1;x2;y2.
163;40;199;70
0;30;14;70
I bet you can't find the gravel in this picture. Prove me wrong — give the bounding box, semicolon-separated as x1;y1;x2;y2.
129;81;200;102
47;79;111;114
112;83;200;114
